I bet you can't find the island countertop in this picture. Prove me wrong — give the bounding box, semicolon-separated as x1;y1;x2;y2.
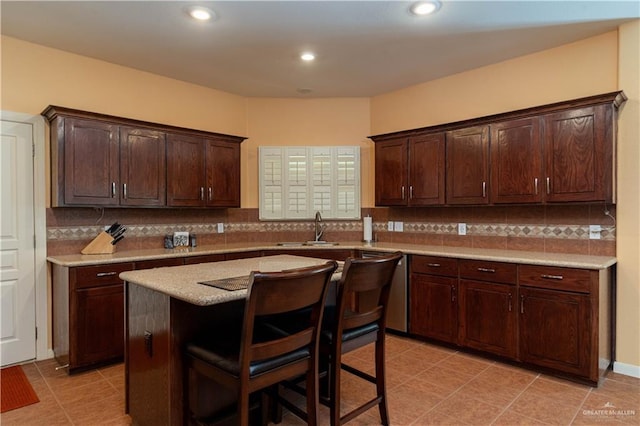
48;241;616;270
119;254;340;306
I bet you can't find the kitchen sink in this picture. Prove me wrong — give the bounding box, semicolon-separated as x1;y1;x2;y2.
275;241;339;247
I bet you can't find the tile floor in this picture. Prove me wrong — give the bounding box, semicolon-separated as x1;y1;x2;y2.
2;335;638;425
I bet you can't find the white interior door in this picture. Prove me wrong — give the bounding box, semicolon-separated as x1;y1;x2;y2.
0;119;36;366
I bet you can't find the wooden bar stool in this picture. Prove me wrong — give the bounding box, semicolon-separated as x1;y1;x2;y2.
321;251;402;426
184;261;337;426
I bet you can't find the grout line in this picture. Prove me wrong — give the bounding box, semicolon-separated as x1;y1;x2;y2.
33;361;75;425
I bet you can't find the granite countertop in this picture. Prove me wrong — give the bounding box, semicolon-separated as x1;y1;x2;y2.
47;241;617;270
119;254;341;306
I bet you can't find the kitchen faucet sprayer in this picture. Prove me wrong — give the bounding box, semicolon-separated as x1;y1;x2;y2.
314;211;325;241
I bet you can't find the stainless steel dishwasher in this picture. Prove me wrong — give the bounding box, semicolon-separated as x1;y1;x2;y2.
359;251;408;332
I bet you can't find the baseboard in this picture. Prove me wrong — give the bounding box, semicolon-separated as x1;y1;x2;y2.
613;361;640;378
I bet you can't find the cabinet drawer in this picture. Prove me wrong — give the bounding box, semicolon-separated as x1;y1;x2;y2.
73;263;134;289
519;265;592;293
411;256;458;277
183;254;225;265
459;260;516;284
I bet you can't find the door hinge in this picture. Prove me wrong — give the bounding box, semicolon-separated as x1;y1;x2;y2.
35;327;38;340
32;143;36;158
34;234;37;248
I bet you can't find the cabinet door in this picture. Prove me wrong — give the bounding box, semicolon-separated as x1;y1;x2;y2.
375;138;408;206
459;279;517;359
63;118;120;205
409;133;445;205
166;134;206;206
446;126;489;204
205;138;241;207
409;273;458;344
519;286;591;377
73;283;124;367
120;127;167;207
490;118;543;204
543;104;611;202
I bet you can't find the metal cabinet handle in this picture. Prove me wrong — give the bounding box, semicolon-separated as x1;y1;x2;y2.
96;271;117;277
111;182;117;198
144;331;153;357
541;274;564;280
451;285;456;302
520;294;525;314
482;181;486;198
508;292;512;312
123;183;127;199
546;177;551;194
401;186;405;200
409;185;414;199
427;263;441;267
477;267;496;273
534;178;538;195
200;187;205;201
208;187;213;201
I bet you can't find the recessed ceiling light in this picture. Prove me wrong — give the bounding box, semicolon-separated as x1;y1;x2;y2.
186;6;216;21
410;1;441;16
300;52;316;62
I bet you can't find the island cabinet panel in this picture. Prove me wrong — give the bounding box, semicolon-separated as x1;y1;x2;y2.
374;137;408;206
445;125;489;205
60;117;120;206
490;117;543;204
458;260;518;359
543;104;613;203
119;127;167;207
52;262;134;373
409;256;459;344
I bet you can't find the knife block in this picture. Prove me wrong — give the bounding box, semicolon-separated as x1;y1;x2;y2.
81;231;116;255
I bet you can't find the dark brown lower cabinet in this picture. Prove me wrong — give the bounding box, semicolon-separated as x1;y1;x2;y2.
410;274;458;344
458;279;517;359
53;262;134;373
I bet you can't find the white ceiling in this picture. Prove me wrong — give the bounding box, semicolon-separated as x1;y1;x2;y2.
2;1;638;98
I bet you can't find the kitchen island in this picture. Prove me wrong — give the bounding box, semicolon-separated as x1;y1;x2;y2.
120;255;340;426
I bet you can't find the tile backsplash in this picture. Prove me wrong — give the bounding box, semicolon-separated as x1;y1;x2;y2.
46;204;616;257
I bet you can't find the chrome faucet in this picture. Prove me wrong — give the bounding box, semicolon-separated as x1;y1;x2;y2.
314;211;325;241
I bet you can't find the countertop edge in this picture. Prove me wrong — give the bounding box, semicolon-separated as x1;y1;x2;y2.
46;242;616;270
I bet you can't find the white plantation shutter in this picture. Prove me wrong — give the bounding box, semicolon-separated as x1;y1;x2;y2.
259;146;360;220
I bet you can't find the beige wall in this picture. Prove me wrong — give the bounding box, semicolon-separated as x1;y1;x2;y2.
616;20;640;373
1;36;247;137
245;98;372;208
370;31;619;134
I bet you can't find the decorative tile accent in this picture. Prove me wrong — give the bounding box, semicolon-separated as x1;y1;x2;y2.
47;221;615;241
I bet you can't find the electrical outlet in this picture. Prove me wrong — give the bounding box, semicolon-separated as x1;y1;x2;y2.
394;221;404;232
217;223;224;233
589;224;601;240
458;223;467;236
387;221;394;232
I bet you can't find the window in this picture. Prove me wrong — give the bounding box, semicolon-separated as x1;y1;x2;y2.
259;146;360;220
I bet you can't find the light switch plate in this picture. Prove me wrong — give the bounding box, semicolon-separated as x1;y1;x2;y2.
387;221;394;232
458;223;467;236
589;224;601;240
217;223;224;233
394;221;404;232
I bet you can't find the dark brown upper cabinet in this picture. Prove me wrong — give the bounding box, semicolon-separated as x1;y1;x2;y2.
490;117;543;204
446;125;489;205
166;134;241;208
43;106;245;208
374;133;445;206
371;91;626;207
